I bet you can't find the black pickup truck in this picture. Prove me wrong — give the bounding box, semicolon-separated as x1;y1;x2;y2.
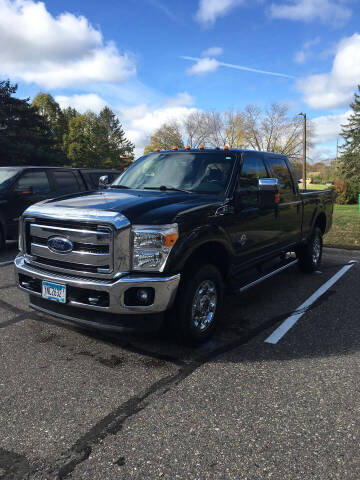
15;149;334;343
0;166;122;248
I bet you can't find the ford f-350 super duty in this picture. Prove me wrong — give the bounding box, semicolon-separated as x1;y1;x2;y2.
15;149;335;343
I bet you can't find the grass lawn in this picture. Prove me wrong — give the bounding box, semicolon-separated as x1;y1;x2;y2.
324;204;360;250
299;183;332;190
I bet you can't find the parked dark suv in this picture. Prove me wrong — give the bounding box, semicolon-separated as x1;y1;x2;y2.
0;166;122;248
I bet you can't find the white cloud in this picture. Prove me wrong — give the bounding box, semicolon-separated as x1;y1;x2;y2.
269;0;352;26
312;111;350;143
118;93;199;157
298;33;360;109
294;37;320;64
0;0;136;88
164;92;194;107
55;94;108;113
195;0;244;26
186;57;220;75
202;46;223;57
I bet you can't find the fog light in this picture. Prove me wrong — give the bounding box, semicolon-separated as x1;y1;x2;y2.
137;288;150;303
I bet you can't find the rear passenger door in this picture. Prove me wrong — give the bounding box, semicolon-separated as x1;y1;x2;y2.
264;156;302;246
50;170;82;197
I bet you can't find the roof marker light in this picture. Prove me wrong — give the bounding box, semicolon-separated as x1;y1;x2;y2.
185;145;191;150
172;146;178;150
199;145;205;150
155;148;160;152
223;145;229;150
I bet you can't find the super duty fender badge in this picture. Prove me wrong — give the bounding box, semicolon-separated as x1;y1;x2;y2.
239;233;247;246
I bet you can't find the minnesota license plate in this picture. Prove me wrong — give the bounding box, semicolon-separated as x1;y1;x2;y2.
42;281;66;304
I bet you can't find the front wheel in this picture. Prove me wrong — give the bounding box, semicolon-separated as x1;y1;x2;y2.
297;227;323;273
169;264;224;344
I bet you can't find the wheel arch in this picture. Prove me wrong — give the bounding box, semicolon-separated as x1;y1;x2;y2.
180;240;231;280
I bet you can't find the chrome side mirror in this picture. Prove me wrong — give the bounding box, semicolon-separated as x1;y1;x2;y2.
258;178;278;190
98;175;109;189
258;178;279;208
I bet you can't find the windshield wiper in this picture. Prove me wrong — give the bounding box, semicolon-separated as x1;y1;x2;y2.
110;184;131;189
144;185;192;194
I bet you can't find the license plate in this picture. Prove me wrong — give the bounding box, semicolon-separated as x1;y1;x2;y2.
42;281;66;304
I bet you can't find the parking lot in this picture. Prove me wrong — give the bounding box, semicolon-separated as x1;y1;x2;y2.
0;243;359;479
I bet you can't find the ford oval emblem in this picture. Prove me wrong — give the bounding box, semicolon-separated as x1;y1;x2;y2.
48;237;73;254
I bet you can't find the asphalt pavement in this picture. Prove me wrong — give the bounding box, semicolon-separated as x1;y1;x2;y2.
0;243;359;479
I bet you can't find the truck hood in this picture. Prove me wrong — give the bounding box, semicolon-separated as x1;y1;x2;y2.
27;189;221;225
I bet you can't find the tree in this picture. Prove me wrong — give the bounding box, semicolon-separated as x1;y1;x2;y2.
0;79;61;166
32;93;66;151
184;111;209;148
144;121;184;153
63;107;134;169
339;85;360;201
240;103;313;161
97;107;134;168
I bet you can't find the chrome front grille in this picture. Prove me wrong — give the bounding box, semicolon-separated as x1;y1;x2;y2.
25;219;114;277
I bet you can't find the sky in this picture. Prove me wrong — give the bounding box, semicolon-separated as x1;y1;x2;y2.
1;0;360;160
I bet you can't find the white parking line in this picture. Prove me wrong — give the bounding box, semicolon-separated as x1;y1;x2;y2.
0;260;14;266
265;260;357;344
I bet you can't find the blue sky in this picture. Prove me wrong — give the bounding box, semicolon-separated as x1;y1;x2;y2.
1;0;360;159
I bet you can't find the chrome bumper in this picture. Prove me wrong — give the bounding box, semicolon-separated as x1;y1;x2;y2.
14;256;180;315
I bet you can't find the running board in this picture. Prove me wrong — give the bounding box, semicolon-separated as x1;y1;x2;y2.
228;258;298;294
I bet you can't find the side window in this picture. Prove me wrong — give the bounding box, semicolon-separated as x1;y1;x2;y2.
236;156;267;206
52;171;80;195
15;171;50;195
266;157;294;194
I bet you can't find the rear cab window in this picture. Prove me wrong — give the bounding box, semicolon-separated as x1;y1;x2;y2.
265;156;295;195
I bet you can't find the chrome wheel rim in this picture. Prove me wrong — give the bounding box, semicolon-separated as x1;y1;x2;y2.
312;236;321;264
191;280;217;331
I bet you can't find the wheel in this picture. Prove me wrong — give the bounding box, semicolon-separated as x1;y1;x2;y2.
297;227;323;273
168;264;224;344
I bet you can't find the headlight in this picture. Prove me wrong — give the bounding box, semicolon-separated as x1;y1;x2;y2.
132;224;179;272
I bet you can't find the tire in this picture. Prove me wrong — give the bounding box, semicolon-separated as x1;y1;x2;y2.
167;264;224;344
297;227;323;273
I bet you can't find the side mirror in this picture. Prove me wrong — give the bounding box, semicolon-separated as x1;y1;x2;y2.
98;175;109;190
258;178;279;208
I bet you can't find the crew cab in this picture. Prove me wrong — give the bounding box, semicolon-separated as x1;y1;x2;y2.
14;149;335;343
0;166;122;248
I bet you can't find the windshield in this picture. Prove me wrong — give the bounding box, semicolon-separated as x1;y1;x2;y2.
0;169;19;192
113;152;235;194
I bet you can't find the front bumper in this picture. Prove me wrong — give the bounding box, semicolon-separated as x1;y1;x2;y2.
14;256;180;330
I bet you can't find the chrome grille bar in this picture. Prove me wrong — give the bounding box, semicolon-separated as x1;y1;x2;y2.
30;224;110;245
31;243;110;267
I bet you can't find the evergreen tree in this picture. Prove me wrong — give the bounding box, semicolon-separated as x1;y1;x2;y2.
32;93;64;145
339;85;360;201
63;108;134;169
0;80;62;166
97;107;134;167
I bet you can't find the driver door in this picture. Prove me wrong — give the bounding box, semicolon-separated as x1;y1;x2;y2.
226;153;279;266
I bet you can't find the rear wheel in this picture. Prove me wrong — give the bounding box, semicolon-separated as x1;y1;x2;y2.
168;264;224;344
297;227;323;273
